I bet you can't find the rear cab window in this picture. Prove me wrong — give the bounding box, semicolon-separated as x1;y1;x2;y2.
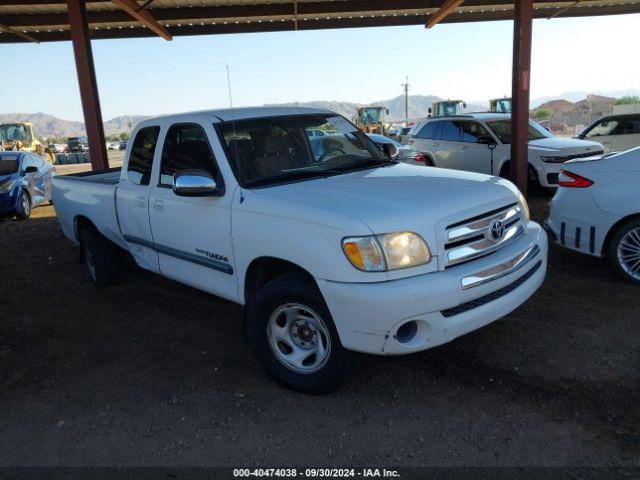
127;126;160;185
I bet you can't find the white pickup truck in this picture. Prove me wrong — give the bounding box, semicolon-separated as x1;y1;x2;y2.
53;107;548;393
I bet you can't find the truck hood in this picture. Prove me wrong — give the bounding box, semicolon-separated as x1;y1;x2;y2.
529;136;603;154
252;163;520;243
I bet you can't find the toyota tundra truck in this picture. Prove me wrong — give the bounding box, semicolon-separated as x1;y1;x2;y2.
53;107;548;393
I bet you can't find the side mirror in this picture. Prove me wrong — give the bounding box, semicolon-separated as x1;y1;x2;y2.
477;135;497;147
382;143;399;160
172;169;218;196
23;166;38;174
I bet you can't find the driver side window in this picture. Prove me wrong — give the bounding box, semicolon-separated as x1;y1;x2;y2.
159;123;218;187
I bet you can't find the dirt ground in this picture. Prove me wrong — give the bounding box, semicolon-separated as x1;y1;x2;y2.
0;193;638;469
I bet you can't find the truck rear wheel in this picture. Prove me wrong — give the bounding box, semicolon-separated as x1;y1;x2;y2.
79;225;125;287
245;272;353;394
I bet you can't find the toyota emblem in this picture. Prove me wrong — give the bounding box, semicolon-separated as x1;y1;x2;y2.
489;221;506;242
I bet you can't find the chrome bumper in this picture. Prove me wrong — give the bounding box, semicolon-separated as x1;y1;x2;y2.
461;244;541;290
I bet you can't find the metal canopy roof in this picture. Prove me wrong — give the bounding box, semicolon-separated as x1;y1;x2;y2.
1;0;639;43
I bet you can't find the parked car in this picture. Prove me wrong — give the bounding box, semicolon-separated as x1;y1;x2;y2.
67;137;87;153
576;113;640;153
0;151;54;220
119;141;128;150
366;133;427;166
546;147;640;284
407;113;604;188
398;126;412;144
53;107;547;393
107;141;120;150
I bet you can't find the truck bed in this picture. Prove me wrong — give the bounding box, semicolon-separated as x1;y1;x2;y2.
55;167;121;185
52;167;126;250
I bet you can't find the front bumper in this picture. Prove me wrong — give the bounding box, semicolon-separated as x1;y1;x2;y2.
318;222;548;355
0;189;19;217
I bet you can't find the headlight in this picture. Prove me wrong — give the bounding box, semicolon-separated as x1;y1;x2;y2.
540;155;568;163
342;232;431;272
0;179;17;194
516;190;530;223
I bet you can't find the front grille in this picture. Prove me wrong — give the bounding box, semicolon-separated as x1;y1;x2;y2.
547;173;559;184
441;261;542;318
443;203;524;268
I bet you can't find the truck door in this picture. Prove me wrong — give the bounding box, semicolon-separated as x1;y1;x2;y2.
116;125;161;273
147;122;237;301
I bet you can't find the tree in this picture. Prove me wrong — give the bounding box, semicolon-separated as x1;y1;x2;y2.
534;108;553;120
119;132;130;141
616;95;640;105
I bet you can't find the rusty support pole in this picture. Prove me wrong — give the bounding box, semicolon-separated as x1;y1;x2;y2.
67;0;108;170
510;0;533;197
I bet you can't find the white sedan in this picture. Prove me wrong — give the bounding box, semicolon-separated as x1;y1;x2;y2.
546;147;640;284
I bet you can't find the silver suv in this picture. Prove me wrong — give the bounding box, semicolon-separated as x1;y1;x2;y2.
408;113;604;188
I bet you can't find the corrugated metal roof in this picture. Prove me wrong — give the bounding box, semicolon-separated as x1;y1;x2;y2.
1;0;639;43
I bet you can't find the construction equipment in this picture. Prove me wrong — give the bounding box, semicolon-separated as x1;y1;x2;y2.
355;106;389;135
489;97;512;113
429;100;466;117
0;122;55;162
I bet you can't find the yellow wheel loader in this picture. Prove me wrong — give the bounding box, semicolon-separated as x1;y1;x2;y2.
355;106;389;135
0;122;56;163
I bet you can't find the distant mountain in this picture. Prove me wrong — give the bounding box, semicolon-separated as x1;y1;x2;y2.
531;89;640;108
0;112;86;138
0;112;152;139
4;89;637;138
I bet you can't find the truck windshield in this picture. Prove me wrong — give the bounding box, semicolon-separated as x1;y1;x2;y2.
485;119;552;144
0;156;19;175
217;114;392;187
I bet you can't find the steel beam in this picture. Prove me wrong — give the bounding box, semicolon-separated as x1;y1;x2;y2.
510;0;533;197
426;0;464;28
67;0;108;171
110;0;172;40
0;21;38;42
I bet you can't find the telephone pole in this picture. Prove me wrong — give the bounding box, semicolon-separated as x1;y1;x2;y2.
401;76;409;123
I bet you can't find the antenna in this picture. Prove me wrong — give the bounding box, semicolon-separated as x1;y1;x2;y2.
226;65;234;109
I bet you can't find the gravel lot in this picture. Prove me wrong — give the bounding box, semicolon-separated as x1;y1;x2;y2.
0;193;638;469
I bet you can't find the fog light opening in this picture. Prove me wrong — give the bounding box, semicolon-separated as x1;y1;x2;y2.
395;320;418;344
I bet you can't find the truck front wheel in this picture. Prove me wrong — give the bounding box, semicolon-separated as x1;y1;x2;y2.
79;225;125;287
246;272;354;394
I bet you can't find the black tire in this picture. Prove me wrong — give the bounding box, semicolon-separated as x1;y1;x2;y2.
79;225;125;287
15;189;31;220
245;272;354;394
608;219;640;285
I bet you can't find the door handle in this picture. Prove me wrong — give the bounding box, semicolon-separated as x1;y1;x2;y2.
461;145;470;151
135;196;145;208
153;199;164;211
432;143;439;147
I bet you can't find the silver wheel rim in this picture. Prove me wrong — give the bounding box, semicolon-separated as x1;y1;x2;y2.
85;247;97;282
617;227;640;281
267;303;331;374
22;193;30;216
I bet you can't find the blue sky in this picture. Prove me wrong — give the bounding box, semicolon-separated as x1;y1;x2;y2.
3;13;639;121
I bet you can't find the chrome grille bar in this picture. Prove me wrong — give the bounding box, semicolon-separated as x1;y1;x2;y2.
444;204;524;268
